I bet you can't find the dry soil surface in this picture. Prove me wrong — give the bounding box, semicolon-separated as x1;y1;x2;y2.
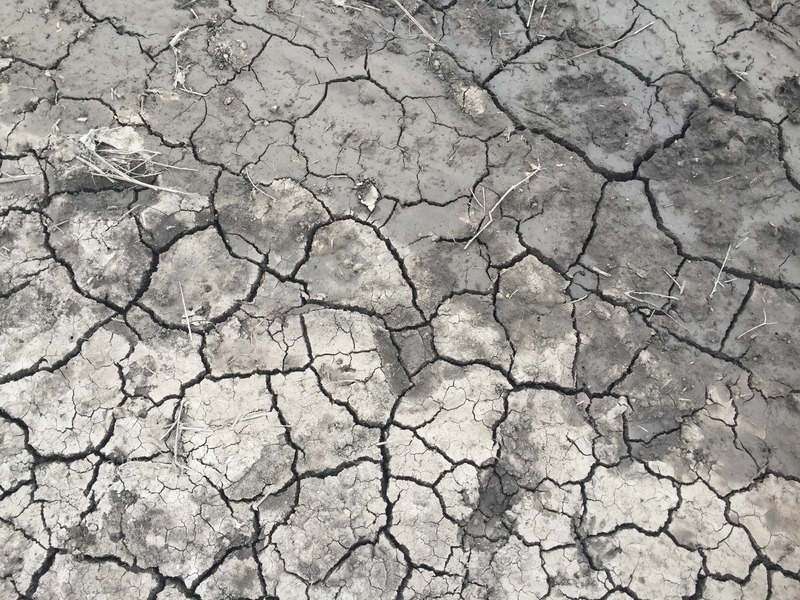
2;1;800;599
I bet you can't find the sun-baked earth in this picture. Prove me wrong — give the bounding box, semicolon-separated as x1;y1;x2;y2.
1;0;800;598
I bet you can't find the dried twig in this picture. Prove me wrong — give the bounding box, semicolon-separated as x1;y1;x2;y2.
736;307;777;340
586;264;611;278
169;27;192;49
567;20;655;60
709;244;732;298
465;163;540;249
0;174;35;183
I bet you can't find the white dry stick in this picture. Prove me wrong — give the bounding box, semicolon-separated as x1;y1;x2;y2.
390;0;439;45
567;20;655;60
709;244;732;298
586;264;612;278
736;307;777;340
0;174;35;183
160;420;177;442
178;282;194;343
245;167;276;200
465;163;540;249
526;0;537;28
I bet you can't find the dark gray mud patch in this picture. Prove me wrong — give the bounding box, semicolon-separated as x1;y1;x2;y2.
489;41;682;174
215;174;329;274
641;108;800;286
613;334;741;443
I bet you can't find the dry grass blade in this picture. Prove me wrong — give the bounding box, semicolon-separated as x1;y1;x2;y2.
627;290;680;301
586;264;611;277
567;20;655;60
245;166;276;200
526;0;537;28
465;163;541;250
709;244;732;298
71;127;191;195
0;174;35;183
76;154;188;195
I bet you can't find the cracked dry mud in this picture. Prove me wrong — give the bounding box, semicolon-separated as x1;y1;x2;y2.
1;1;799;599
